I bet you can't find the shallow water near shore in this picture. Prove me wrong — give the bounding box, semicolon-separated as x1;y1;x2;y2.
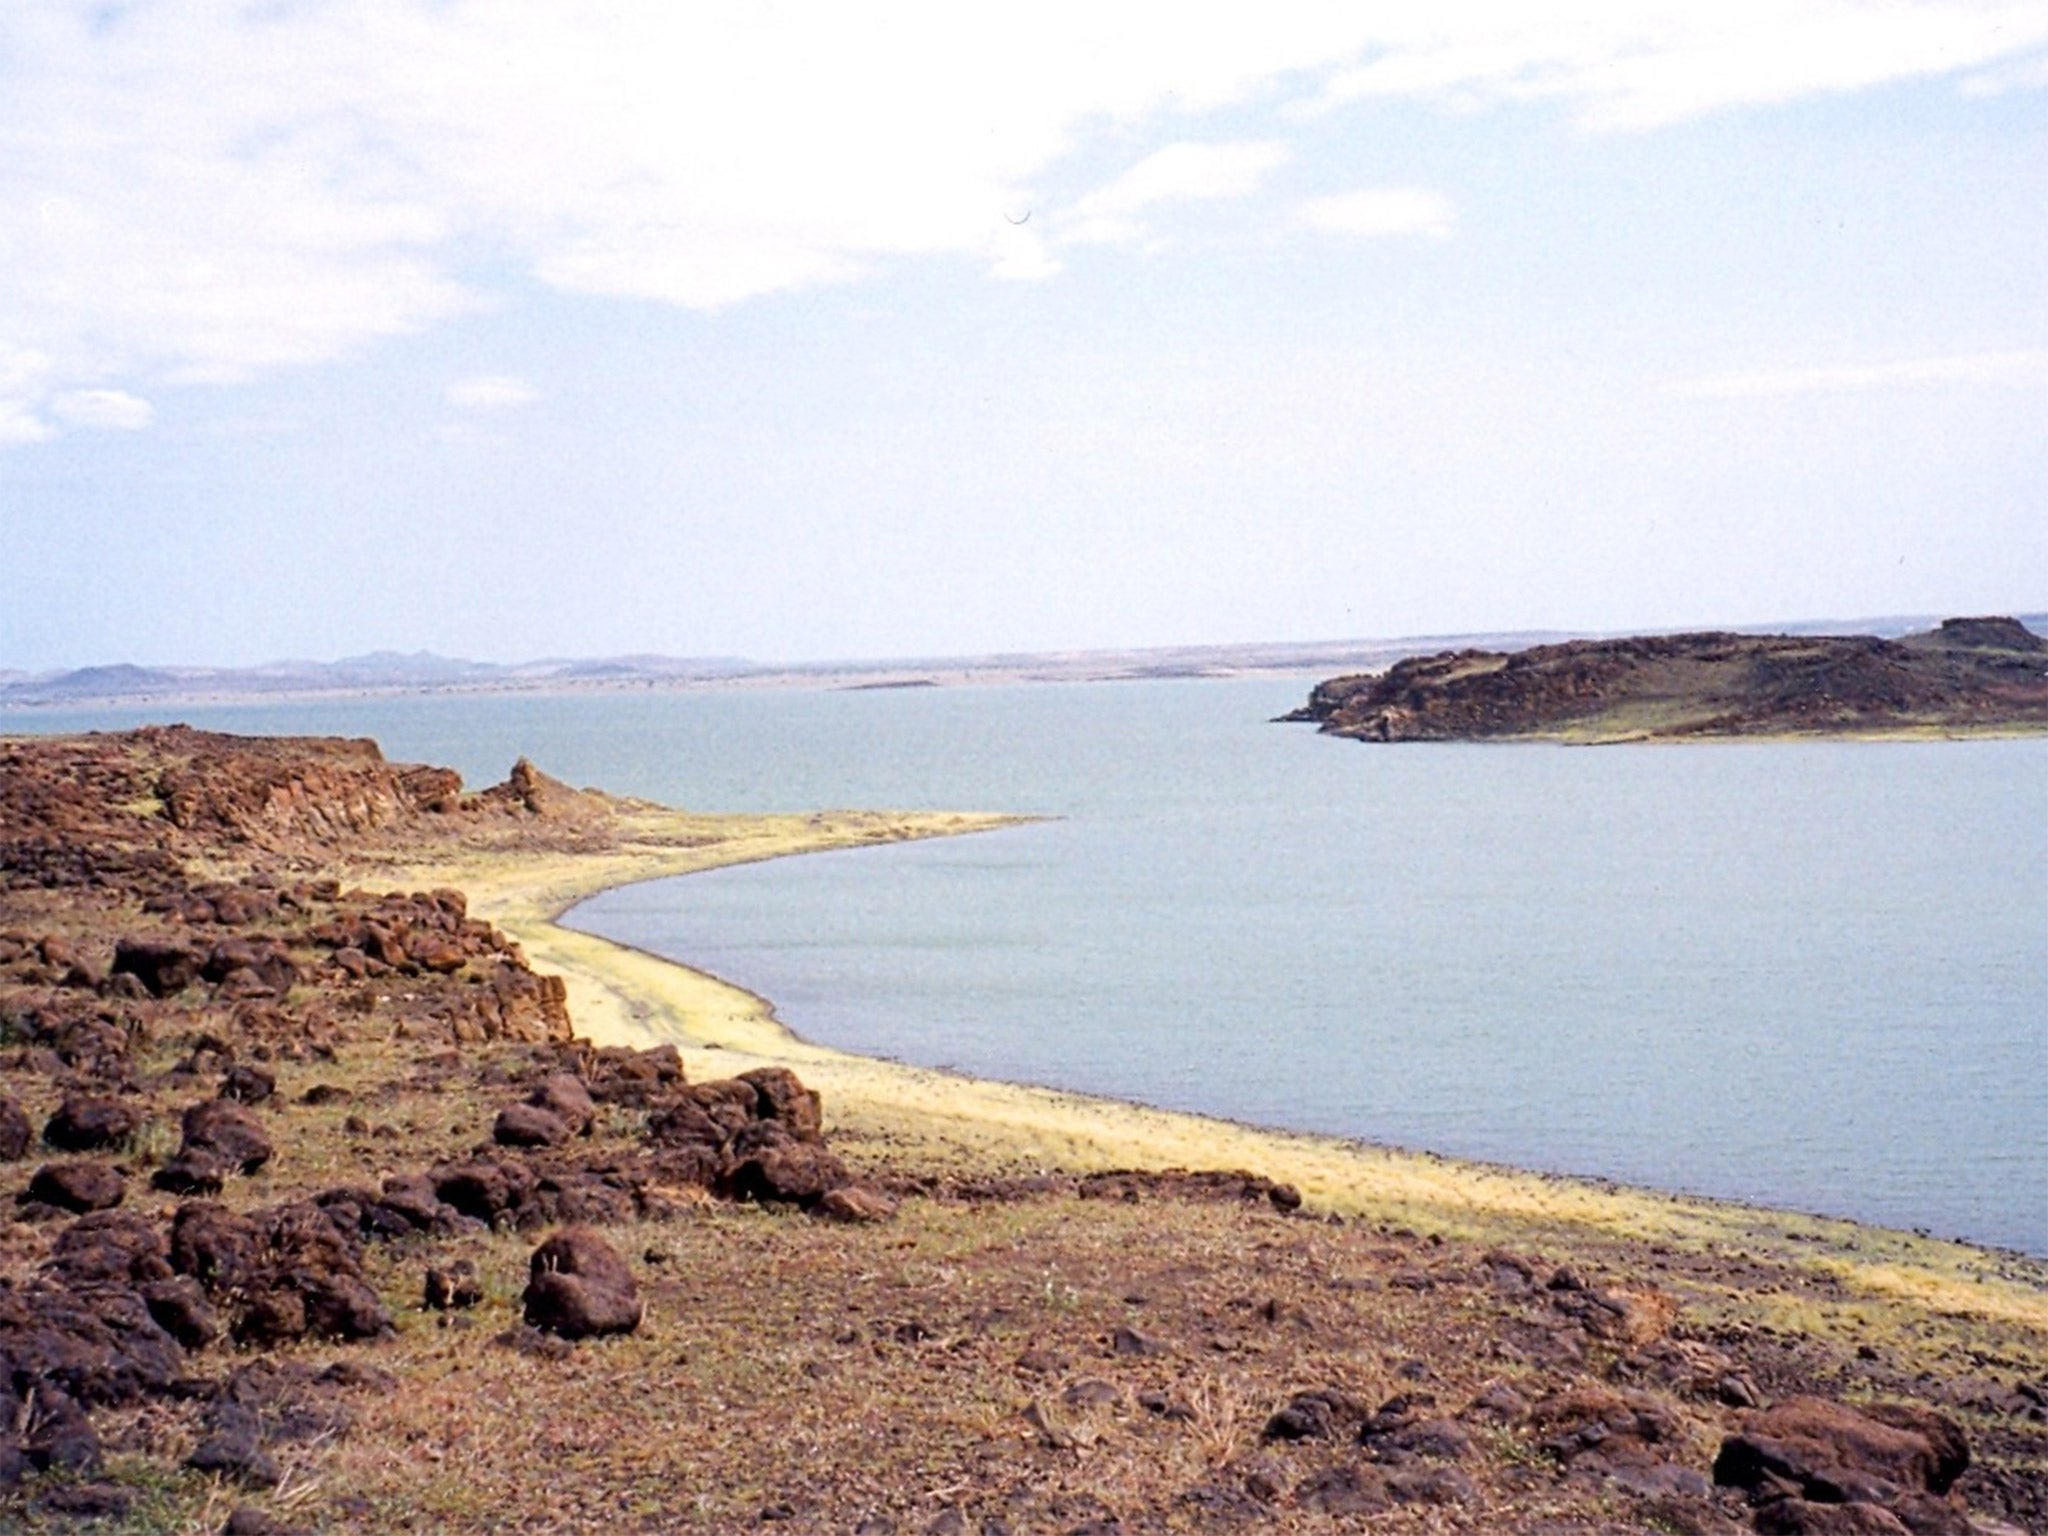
17;679;2047;1253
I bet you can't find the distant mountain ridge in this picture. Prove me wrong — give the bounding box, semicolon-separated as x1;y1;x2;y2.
4;614;2045;711
0;651;758;708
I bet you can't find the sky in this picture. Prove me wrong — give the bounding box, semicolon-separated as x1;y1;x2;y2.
3;2;2046;671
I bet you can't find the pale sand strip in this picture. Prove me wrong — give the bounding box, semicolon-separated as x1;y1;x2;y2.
364;805;2048;1344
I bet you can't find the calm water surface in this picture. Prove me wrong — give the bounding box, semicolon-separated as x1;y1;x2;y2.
16;682;2047;1253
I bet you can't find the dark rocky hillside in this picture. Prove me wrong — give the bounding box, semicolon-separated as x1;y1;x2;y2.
1284;617;2048;742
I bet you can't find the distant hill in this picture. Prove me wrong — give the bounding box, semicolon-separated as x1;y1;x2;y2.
5;615;2045;712
0;651;763;709
1283;616;2048;742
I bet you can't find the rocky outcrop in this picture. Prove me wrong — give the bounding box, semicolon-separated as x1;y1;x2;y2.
1715;1396;1971;1530
1285;618;2048;742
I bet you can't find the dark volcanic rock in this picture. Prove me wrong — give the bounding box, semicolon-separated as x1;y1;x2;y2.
0;1093;31;1159
721;1127;851;1208
111;937;201;996
1263;1388;1366;1442
24;1384;102;1475
0;1281;185;1406
140;1275;223;1349
220;1064;277;1103
1714;1396;1969;1505
27;1159;127;1212
740;1065;824;1141
153;1150;229;1197
523;1225;642;1339
1752;1501;1914;1534
180;1097;274;1174
170;1202;265;1294
493;1101;574;1148
186;1401;281;1488
47;1209;171;1286
424;1261;483;1311
526;1072;597;1134
43;1093;144;1152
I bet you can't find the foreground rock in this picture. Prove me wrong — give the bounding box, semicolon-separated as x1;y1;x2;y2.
1716;1396;1973;1531
523;1226;643;1339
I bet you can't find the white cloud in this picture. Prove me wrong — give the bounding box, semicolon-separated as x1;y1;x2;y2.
1059;140;1290;247
988;218;1062;282
3;2;2047;441
1312;3;2048;130
1297;187;1454;238
1665;349;2048;398
0;405;53;447
51;389;154;430
446;375;539;410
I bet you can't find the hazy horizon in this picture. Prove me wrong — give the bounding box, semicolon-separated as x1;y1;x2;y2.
6;6;2045;671
9;606;2048;685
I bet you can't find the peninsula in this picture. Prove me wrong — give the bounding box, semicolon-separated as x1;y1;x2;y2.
1283;616;2048;743
0;727;2043;1533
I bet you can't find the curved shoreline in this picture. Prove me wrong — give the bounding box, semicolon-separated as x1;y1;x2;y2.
371;802;2048;1350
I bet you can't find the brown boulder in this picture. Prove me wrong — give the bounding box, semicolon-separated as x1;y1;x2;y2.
740;1066;824;1140
0;1093;30;1160
27;1160;127;1213
1753;1501;1912;1534
23;1385;101;1476
1714;1397;1969;1506
0;1282;184;1407
219;1064;276;1104
139;1276;222;1349
1527;1383;1695;1473
152;1151;228;1197
721;1127;850;1207
47;1210;171;1286
644;1098;729;1150
424;1262;483;1311
815;1185;898;1224
1263;1388;1367;1442
493;1102;573;1148
111;937;200;996
523;1226;642;1339
44;1094;144;1152
586;1043;684;1105
170;1202;264;1295
180;1098;274;1174
433;1159;536;1225
527;1073;597;1134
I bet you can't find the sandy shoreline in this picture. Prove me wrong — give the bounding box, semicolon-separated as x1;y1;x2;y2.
361;802;2048;1350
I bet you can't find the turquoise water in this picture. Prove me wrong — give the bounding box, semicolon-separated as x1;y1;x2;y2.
14;681;2047;1253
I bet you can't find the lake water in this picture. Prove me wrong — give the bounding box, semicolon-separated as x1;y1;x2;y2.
13;681;2046;1254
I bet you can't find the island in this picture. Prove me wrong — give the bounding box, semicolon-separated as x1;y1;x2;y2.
1283;615;2048;743
0;726;2043;1533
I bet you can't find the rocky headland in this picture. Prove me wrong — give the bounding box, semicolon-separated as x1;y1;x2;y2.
0;727;2043;1533
1284;616;2048;743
